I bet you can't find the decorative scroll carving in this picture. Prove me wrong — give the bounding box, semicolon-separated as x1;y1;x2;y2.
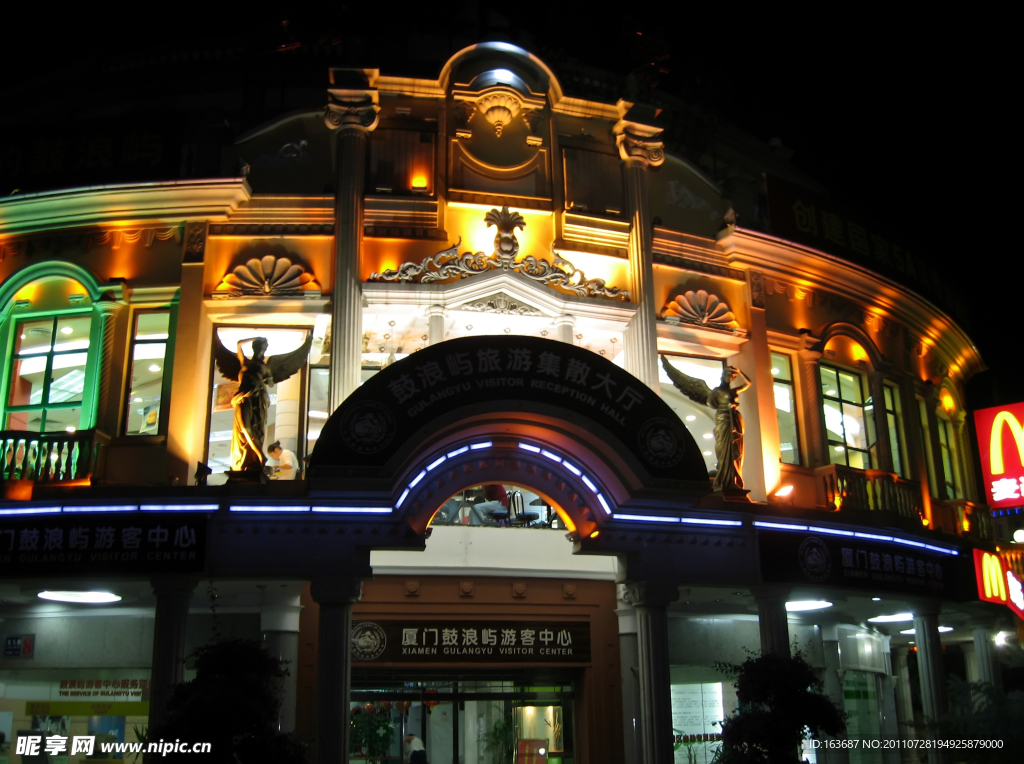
615;130;665;166
369;206;630;301
184;222;206;262
749;270;765;309
213;254;321;299
460;293;542;316
85;227;181;250
324;88;380;131
662;290;738;330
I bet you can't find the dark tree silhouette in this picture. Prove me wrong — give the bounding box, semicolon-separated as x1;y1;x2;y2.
147;639;305;764
714;652;845;764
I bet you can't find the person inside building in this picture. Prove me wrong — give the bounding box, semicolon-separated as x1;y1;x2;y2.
267;441;297;480
403;734;426;764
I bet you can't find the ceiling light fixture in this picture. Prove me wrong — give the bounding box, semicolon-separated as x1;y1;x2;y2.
60;326;73;335
867;613;914;623
785;600;832;612
899;627;953;635
38;591;122;604
149;364;161;372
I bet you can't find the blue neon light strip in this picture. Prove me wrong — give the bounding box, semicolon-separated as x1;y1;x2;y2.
140;504;220;512
63;505;137;513
680;517;743;527
596;494;612;514
614;513;679;523
470;441;492;450
753;520;959;555
395;488;410;509
0;506;62;515
312;507;392;514
228;505;310;513
517;443;541;453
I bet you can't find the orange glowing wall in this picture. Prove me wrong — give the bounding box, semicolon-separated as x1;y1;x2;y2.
204;236;335;297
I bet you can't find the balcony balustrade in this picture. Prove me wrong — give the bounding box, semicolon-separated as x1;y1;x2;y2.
0;428;109;484
816;463;924;523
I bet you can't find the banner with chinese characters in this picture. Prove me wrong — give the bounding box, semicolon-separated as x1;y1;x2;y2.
350;620;591;664
758;531;971;598
312;335;707;482
0;514;206;576
973;402;1024;509
764;175;970;331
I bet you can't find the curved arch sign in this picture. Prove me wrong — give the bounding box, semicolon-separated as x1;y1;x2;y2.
974;402;1024;509
311;335;708;482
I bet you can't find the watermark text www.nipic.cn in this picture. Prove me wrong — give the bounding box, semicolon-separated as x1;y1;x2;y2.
17;735;212;756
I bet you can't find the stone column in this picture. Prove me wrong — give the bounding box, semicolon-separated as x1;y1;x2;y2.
261;586;303;733
554;314;575;345
426;304;445;346
148;577;197;730
913;606;949;764
733;272;773;501
868;370;895;473
971;625;1000;689
892;647;917;764
754;587;790;656
797;346;829;469
621;581;679;764
615;119;664;394
616;593;643;764
310;577;363;764
325;76;379;412
90;296;128;435
819;627;849;764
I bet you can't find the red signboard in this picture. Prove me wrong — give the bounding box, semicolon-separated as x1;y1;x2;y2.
974;402;1024;509
973;549;1024;619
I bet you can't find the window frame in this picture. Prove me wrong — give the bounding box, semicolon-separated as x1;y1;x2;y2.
770;350;801;466
819;362;876;470
122;308;174;437
882;383;907;478
936;411;962;499
4;312;94;433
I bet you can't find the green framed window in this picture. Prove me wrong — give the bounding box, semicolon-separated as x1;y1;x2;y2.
124;311;171;435
5;314;92;432
820;364;876;469
883;385;906;477
771;352;800;465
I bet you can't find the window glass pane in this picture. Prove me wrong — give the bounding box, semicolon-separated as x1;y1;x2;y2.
54;315;92;352
888;413;904;477
134;311;170;339
841;402;867;451
829;442;847;465
44;407;81;433
7;357;46;408
660;355;726;476
125;343;167;434
838;371;862;404
820;367;839;398
846;448;868;470
308;366;330;455
883;386;894;410
14;318;54;355
774;383;799;465
823;399;845;441
5;410;42;431
48;352;88;403
770;353;792;382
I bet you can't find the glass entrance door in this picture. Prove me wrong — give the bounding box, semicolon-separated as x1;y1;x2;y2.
351;677;575;763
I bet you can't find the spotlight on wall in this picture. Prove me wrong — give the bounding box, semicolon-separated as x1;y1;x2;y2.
867;613;914;623
785;600;832;612
995;631;1009;647
1013;529;1024;543
774;485;794;498
38;591;121;603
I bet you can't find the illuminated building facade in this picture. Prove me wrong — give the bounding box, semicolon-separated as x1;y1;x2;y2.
0;41;1018;764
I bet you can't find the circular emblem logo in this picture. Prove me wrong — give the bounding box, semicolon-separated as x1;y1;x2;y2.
637;418;685;467
798;537;832;583
351;621;387;661
340;401;396;454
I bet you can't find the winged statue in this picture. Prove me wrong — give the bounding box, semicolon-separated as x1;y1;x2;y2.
660;356;752;495
213;332;313;473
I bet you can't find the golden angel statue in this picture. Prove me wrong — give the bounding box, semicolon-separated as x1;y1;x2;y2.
213;333;312;473
660;356;752;495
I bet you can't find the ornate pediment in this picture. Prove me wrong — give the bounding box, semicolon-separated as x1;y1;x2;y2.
456;292;543;316
213;254;321;299
368;206;630;301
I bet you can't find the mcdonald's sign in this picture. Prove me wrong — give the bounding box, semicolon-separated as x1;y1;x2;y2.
973;549;1024;619
974;402;1024;509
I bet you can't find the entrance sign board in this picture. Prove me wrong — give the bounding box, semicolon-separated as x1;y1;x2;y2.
312;335;707;482
974;402;1024;509
0;513;207;576
351;620;591;664
972;549;1024;619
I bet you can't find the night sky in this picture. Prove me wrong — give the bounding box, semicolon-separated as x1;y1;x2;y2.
2;5;1011;403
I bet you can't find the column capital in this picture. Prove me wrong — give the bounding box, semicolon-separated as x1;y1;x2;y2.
553;314;576;327
310;576;363;605
325;88;380;132
425;303;446;318
621;580;680;609
614;126;665;167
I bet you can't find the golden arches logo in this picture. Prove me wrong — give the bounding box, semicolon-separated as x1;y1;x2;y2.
980;553;1007;601
990;410;1024;474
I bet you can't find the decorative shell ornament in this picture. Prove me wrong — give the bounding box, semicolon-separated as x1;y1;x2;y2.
476;92;522;137
662;290;737;329
214;255;321;299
